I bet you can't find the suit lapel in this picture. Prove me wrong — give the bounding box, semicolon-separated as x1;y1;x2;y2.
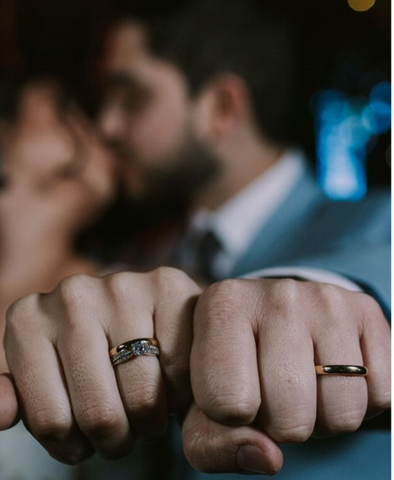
230;166;326;277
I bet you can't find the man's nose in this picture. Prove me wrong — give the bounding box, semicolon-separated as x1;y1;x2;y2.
97;106;128;142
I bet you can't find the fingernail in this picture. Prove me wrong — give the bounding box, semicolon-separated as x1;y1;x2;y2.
236;445;270;475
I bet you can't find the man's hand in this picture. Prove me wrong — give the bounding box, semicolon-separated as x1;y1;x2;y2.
183;278;391;474
4;268;200;464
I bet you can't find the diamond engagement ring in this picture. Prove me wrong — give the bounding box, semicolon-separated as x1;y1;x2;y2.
315;365;368;376
110;338;160;367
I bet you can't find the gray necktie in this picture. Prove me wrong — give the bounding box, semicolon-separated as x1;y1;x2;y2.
196;230;222;283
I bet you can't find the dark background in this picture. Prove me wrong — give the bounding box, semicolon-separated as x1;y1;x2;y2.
0;0;391;185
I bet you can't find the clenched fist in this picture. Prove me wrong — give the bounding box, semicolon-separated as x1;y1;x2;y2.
4;268;200;463
182;278;391;474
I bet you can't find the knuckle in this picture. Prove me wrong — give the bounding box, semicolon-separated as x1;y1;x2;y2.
152;266;198;295
126;383;161;418
5;293;40;336
204;279;243;302
325;409;364;434
57;274;95;306
152;266;181;284
315;283;345;311
368;372;391;413
357;292;384;321
47;442;93;466
311;284;353;332
256;279;303;330
55;275;99;327
105;272;134;300
30;410;72;442
259;279;304;330
197;279;245;321
78;405;122;438
318;282;343;299
152;265;180;280
269;422;313;443
270;278;300;307
358;291;379;310
372;391;391;411
264;401;315;443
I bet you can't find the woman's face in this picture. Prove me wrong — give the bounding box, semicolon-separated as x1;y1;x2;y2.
0;81;115;232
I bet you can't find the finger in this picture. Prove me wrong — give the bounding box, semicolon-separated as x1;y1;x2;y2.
191;281;261;425
358;294;391;417
312;296;368;436
182;403;283;475
5;295;92;464
0;373;19;430
152;268;201;414
256;306;316;443
108;268;200;440
105;273;168;440
48;277;134;459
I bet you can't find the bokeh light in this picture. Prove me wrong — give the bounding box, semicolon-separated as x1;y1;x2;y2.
348;0;376;12
315;91;368;200
314;79;391;200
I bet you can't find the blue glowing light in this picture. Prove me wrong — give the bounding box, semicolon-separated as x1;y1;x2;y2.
314;81;391;201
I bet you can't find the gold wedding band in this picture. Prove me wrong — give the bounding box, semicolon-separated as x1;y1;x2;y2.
315;365;368;376
110;338;160;367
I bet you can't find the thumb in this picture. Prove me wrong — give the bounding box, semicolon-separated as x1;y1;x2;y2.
182;403;283;475
0;373;19;430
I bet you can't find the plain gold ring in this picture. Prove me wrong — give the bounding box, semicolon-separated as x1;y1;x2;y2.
315;365;368;376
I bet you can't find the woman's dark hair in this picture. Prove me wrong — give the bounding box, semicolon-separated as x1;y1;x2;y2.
0;78;22;189
0;78;22;123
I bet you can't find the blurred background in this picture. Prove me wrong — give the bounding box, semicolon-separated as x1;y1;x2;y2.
0;0;390;260
0;2;390;477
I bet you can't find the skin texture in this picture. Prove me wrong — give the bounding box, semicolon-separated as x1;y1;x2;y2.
2;273;391;475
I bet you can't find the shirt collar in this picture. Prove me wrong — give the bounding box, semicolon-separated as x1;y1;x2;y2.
188;149;308;259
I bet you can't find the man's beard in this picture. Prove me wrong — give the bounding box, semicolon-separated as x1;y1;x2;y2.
119;132;221;228
79;132;222;260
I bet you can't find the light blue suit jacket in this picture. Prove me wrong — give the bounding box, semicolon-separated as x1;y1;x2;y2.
172;166;391;480
230;166;390;312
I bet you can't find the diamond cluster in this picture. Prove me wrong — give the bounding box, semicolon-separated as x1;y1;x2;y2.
111;340;160;366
